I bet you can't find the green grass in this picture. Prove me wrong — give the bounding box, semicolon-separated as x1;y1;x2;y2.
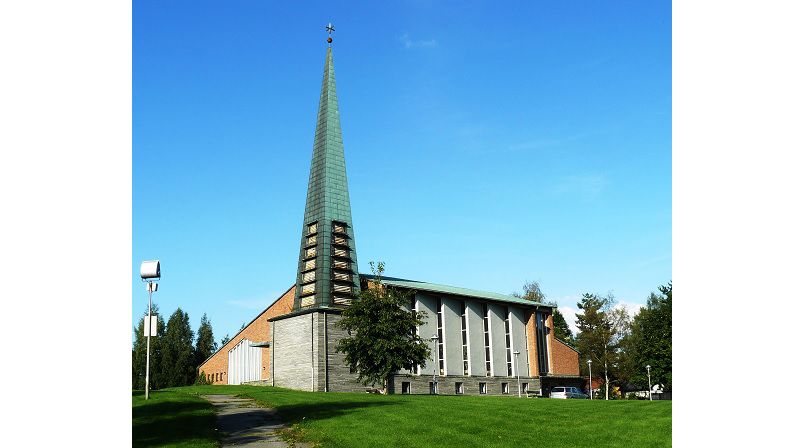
165;385;671;448
132;390;219;448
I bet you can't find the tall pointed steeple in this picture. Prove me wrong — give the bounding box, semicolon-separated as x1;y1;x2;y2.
294;42;360;309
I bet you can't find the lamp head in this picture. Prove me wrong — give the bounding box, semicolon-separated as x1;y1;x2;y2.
140;260;161;280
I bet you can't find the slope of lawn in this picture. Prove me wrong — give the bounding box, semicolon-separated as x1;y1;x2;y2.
132;390;219;448
170;385;671;448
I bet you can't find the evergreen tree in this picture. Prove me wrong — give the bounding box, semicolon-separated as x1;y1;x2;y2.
512;281;575;344
627;282;672;392
575;293;630;399
220;334;231;347
195;313;217;369
132;303;165;390
160;308;196;387
336;262;431;393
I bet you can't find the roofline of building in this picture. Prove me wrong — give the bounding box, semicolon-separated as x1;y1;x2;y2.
198;283;295;369
360;273;554;309
555;338;581;354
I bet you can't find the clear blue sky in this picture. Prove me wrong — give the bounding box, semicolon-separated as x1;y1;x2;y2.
133;0;671;343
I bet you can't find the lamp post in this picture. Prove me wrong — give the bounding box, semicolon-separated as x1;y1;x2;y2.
430;334;439;395
587;359;593;400
646;365;652;401
140;260;161;400
513;350;521;397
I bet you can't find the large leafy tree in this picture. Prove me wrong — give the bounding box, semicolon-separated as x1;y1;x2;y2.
160;308;196;387
513;281;575;344
626;282;672;392
195;313;217;369
575;293;630;400
132;303;165;390
336;262;431;393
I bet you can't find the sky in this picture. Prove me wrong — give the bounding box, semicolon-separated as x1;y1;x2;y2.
133;0;671;344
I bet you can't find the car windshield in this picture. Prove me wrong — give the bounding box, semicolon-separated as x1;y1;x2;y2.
553;387;565;392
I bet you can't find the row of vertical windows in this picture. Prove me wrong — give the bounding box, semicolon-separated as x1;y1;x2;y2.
483;303;492;376
331;221;355;306
404;381;526;395
460;301;469;375
411;300;419;374
436;299;445;376
504;307;513;377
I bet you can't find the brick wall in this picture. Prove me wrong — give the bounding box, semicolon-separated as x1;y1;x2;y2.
550;338;580;375
525;311;539;376
198;285;295;384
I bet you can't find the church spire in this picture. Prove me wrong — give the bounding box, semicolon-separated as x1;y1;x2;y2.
294;36;360;309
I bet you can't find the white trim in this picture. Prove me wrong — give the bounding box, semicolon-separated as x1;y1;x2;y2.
487;305;494;377
462;300;472;376
509;309;515;377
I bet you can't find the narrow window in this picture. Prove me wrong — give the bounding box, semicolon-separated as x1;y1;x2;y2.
483;303;492;376
302;271;315;283
411;299;419;374
332;222;346;233
504;307;513;377
461;301;469;375
535;312;550;375
307;222;317;235
479;382;487;395
306;235;317;246
429;382;437;395
455;382;464;395
502;383;509;395
304;259;316;271
305;247;316;258
522;383;529;394
437;298;445;375
402;382;411;394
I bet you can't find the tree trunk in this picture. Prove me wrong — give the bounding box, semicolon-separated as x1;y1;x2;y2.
381;377;388;395
604;361;609;400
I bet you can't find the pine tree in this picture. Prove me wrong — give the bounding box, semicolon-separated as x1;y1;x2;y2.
132;303;165;390
160;308;196;387
627;282;672;392
336;262;431;393
220;334;231;347
195;313;217;370
575;293;630;399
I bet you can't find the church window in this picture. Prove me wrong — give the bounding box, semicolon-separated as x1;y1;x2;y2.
307;222;317;235
302;271;315;283
455;382;464;395
332;222;346;233
502;382;509;394
479;382;487;394
305;247;316;258
333;284;352;294
306;235;317;246
333;247;349;258
504;307;513;377
437;298;445;375
460;301;469;375
333;271;351;282
333;259;349;270
333;235;348;245
483;303;492;376
301;283;315;295
304;259;316;271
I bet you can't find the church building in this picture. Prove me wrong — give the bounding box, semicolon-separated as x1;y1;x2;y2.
198;32;581;396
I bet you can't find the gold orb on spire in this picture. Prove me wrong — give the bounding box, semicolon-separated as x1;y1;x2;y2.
326;22;335;45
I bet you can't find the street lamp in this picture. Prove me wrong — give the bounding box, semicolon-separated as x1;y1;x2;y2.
646;365;652;401
587;359;593;400
513;350;521;397
430;334;439;395
140;260;161;400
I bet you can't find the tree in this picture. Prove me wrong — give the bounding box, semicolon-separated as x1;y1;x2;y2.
132;303;165;390
512;281;575;344
195;313;217;370
220;334;231;347
336;262;431;393
626;282;672;392
160;308;196;387
575;293;630;400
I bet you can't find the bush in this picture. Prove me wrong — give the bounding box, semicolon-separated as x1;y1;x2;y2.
194;371;212;385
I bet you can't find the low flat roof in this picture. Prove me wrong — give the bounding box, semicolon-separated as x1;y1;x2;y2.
360;274;551;308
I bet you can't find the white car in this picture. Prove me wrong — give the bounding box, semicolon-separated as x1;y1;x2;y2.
550;386;588;399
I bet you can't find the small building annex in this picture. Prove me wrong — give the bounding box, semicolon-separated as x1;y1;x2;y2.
198;35;581;396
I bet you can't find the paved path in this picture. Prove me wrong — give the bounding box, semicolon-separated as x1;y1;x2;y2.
202;394;305;448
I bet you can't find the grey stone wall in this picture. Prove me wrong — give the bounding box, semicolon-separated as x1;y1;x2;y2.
389;373;541;396
324;312;366;392
272;313;314;391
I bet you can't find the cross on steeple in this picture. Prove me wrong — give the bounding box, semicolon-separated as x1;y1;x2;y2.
326;22;335;45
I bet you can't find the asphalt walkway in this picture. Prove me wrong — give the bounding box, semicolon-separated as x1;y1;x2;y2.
202;394;307;447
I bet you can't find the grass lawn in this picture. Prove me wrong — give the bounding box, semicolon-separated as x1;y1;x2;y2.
132;390;219;448
156;385;671;448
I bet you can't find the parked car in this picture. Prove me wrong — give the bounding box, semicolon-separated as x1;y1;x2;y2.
550;386;588;399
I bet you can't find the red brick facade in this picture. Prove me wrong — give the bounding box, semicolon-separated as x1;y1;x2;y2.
551;338;580;375
198;285;295;384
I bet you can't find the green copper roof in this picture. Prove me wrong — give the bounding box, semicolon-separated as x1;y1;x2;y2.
294;47;360;309
360;274;551;308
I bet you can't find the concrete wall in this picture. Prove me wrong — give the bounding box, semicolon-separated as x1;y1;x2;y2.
488;303;508;377
443;297;462;376
466;300;484;377
416;292;438;375
198;285;295;384
509;306;529;377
